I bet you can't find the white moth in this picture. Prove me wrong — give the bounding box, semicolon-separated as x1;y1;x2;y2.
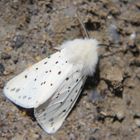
4;38;99;134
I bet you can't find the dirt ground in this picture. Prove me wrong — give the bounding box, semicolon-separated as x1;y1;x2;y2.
0;0;140;140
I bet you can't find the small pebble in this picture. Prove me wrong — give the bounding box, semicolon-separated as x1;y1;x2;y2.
89;90;104;103
130;32;136;40
108;24;120;45
69;133;76;140
11;35;25;48
116;111;125;121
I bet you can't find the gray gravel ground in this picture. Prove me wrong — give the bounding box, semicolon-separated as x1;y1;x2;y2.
0;0;140;140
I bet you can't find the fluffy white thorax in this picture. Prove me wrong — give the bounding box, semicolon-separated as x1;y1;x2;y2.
61;38;99;76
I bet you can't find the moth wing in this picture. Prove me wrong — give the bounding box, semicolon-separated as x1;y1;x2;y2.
34;68;86;134
4;51;73;108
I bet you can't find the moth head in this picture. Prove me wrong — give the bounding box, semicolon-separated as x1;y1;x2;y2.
61;38;99;76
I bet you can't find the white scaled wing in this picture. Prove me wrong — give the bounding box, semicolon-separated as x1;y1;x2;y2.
4;50;73;108
4;38;99;134
34;68;86;134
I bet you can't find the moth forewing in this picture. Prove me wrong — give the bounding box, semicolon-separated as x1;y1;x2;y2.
4;51;73;108
34;68;87;134
3;39;99;133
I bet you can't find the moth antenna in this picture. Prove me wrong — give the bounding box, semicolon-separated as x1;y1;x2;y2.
76;11;89;38
75;11;124;58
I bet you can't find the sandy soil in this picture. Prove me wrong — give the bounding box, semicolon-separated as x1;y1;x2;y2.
0;0;140;140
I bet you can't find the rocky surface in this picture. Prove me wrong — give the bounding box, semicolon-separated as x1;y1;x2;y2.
0;0;140;140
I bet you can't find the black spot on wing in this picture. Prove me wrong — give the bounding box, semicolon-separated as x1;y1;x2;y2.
50;121;54;127
41;81;46;85
36;67;38;70
58;71;61;75
44;61;47;64
43;113;47;117
25;75;27;78
23;96;26;99
28;97;31;100
66;77;69;81
11;88;16;91
16;88;20;92
55;61;58;64
41;108;45;112
49;118;54;122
